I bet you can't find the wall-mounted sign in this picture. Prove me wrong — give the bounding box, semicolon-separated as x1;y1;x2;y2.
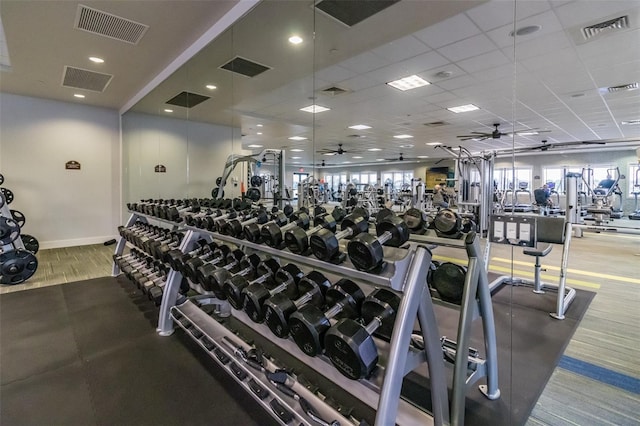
154;164;167;173
65;160;81;170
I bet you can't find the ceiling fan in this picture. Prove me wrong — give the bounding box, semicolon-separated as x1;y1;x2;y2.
457;123;551;141
511;137;638;153
384;153;423;161
318;143;351;156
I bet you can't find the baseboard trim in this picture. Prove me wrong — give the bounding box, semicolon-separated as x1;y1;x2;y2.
39;235;119;250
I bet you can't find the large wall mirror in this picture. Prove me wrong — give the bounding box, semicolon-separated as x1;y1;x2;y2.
120;1;639;424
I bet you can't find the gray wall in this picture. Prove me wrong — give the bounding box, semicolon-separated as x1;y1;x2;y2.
0;93;120;249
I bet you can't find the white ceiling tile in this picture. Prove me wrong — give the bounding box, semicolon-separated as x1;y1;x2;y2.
519;47;582;74
437;34;498;62
457;49;511;73
486;10;564;49
435;74;479;91
314;65;357;84
339;74;379;92
371;35;431;63
466;0;551;32
472;63;516;82
412;13;481;48
399;50;451;74
553;0;638;28
501;31;572;61
339;51;390;74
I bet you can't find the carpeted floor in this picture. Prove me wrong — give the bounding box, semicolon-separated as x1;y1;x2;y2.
0;276;593;426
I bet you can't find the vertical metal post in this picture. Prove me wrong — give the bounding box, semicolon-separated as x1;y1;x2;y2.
376;247;449;426
157;229;195;336
278;149;286;210
551;221;573;320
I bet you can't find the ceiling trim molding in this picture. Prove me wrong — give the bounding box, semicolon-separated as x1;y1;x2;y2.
119;0;260;115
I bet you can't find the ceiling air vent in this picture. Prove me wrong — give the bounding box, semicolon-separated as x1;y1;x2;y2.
315;0;400;27
75;4;148;44
621;120;640;126
62;66;112;92
424;121;449;127
605;82;638;93
582;15;629;40
321;86;349;95
220;57;270;78
165;92;210;108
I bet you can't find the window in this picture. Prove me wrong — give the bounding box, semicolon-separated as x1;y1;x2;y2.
381;171;412;190
292;172;308;199
349;172;377;186
629;164;640;197
543;166;582;193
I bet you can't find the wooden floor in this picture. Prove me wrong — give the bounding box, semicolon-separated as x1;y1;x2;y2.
2;229;639;425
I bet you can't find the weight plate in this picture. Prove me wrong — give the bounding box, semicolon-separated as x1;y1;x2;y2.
431;262;466;304
10;210;26;228
215;177;222;186
0;216;21;245
250;175;263;188
403;208;424;231
21;234;40;254
0;249;38;284
1;187;14;204
433;209;461;235
0;173;4;185
246;187;261;202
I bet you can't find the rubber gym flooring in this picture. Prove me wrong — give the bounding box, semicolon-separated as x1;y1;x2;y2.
1;274;594;426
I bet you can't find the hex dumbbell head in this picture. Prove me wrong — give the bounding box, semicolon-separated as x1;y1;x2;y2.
264;271;331;338
324;288;400;380
288;278;364;357
242;264;302;323
223;258;280;309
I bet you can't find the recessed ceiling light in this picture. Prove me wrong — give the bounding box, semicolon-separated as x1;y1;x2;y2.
257;124;263;127
368;148;382;152
164;108;173;112
452;147;461;150
417;155;429;158
247;144;263;148
74;94;85;98
387;75;430;91
292;161;300;164
426;142;442;146
288;136;307;141
394;134;413;139
376;158;385;161
257;132;263;135
342;161;351;164
323;152;336;156
509;25;542;37
621;120;640;125
206;84;217;90
290;148;304;152
447;104;479;113
349;124;372;130
300;104;330;113
399;144;414;148
291;156;301;159
516;131;539;136
289;35;303;44
352;156;363;159
89;56;104;63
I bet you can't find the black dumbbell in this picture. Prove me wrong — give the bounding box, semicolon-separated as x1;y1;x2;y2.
260;210;310;248
193;245;233;287
288;278;364;357
324;288;400;380
137;265;169;295
264;271;331;338
225;210;269;238
222;258;281;309
164;239;210;270
178;243;228;283
402;207;427;233
152;231;186;260
284;209;345;254
347;214;409;272
309;209;369;262
243;211;288;243
205;251;263;297
242;264;304;323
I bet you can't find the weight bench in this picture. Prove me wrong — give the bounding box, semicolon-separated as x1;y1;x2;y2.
488;216;576;319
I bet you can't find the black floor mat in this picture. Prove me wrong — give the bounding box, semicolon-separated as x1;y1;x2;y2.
0;277;593;426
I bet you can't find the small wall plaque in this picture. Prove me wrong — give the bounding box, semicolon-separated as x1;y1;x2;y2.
65;160;81;170
154;164;167;173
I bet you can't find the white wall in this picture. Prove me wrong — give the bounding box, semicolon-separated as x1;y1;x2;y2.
0;93;120;249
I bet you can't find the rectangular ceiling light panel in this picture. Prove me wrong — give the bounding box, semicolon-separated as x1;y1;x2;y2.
220;57;271;78
75;5;148;44
62;66;113;92
315;0;400;27
165;91;210;108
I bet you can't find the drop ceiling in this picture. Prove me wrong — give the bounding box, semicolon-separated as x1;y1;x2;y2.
1;0;639;164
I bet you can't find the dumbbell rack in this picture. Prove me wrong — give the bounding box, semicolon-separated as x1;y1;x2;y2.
114;209;499;426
